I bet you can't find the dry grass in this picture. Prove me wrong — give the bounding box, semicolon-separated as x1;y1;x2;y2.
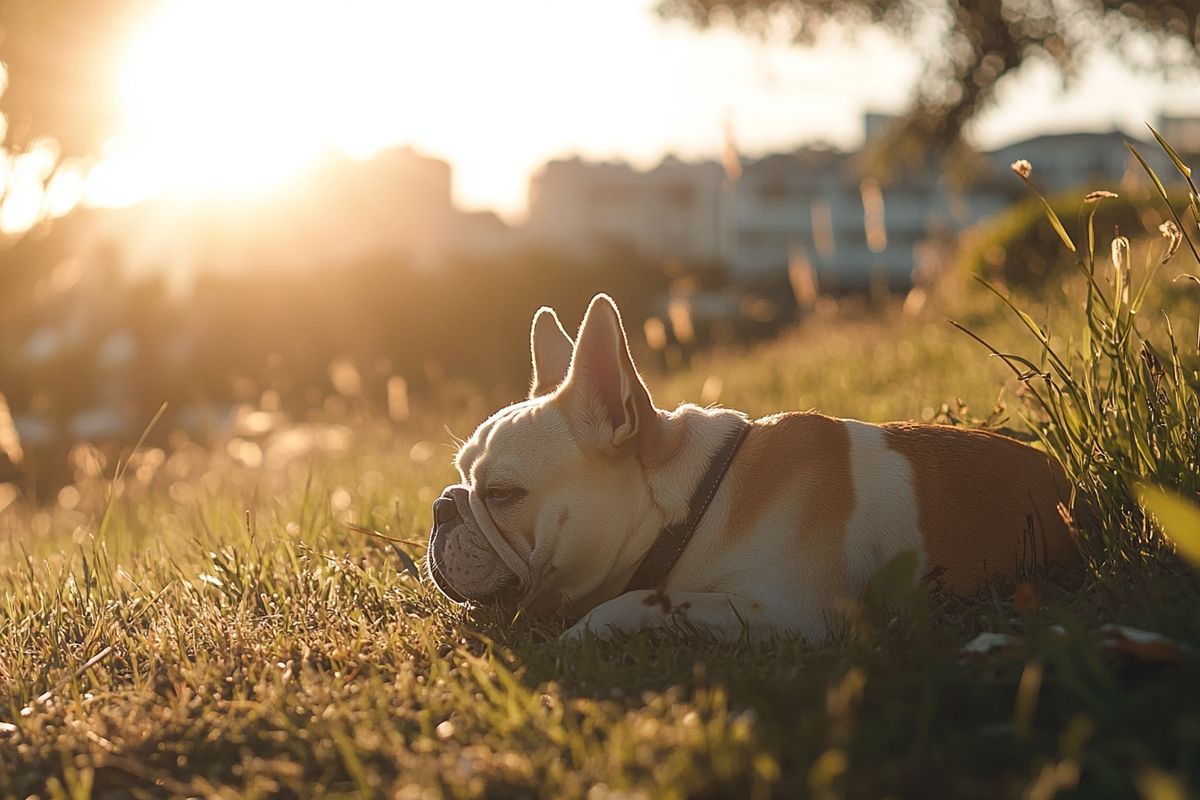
2;265;1200;797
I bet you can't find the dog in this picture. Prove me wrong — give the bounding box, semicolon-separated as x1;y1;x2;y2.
426;294;1079;641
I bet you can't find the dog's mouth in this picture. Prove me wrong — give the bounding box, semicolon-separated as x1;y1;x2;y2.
426;521;471;604
426;486;526;604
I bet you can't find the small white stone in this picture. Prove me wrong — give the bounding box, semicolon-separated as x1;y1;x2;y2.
962;631;1019;655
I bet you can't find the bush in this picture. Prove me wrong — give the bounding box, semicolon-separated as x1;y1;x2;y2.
0;239;671;498
959;186;1186;287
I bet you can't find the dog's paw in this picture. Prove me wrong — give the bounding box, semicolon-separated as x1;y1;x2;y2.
559;617;592;644
559;624;584;644
559;613;614;644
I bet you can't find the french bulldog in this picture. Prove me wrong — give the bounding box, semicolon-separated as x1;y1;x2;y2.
426;294;1078;641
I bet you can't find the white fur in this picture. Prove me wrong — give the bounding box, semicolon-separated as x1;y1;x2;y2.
841;420;925;592
437;297;935;643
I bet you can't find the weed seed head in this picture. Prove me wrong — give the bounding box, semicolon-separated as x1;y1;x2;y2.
1158;220;1182;263
1110;236;1130;273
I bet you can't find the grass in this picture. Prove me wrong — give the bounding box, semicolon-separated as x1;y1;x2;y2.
3;276;1199;798
989;141;1200;578
4;141;1200;796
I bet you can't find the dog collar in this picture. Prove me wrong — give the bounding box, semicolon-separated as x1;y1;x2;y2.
623;418;753;593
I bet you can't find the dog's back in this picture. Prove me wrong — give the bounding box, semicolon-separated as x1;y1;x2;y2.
881;421;1079;592
723;413;1078;601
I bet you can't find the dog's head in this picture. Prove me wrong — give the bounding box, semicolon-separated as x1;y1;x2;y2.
426;294;663;615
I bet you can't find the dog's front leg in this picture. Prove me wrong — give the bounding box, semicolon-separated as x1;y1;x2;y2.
560;590;768;642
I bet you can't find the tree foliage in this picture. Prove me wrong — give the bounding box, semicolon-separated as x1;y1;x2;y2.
658;0;1200;165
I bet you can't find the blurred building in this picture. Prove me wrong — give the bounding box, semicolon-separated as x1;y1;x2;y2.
728;147;1014;289
528;156;725;266
57;114;1200;294
449;210;521;261
988;130;1173;195
1156;114;1200;160
525;119;1016;290
81;146;464;285
524;114;1184;291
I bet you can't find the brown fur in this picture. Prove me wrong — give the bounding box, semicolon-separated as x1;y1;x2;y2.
883;423;1079;593
726;413;856;597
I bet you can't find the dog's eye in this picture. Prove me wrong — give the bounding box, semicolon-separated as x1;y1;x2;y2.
483;486;525;503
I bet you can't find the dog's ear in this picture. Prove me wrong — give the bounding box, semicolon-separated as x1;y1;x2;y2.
529;307;574;398
559;294;655;452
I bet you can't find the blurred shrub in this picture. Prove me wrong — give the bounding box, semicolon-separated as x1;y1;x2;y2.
184;244;668;404
0;233;670;494
959;189;1183;286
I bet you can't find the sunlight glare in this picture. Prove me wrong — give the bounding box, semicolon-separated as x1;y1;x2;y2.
116;0;333;198
0;139;59;235
99;0;614;214
108;0;462;204
44;160;87;219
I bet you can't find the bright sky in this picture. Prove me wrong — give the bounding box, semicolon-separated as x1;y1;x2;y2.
61;0;1200;224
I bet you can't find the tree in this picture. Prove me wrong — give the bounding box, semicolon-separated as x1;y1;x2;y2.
658;0;1200;168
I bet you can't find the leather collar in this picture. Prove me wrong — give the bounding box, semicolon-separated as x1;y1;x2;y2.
623;419;753;592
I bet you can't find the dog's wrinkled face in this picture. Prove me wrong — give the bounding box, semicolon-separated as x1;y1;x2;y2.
426;295;661;615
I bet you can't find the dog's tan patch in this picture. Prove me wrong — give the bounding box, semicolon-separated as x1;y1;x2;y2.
882;423;1078;593
726;413;855;596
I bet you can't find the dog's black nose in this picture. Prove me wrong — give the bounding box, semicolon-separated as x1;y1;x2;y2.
433;496;458;524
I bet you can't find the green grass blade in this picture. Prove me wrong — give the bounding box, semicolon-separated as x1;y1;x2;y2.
1127;142;1200;265
1147;123;1193;181
1135;484;1200;567
1034;191;1076;252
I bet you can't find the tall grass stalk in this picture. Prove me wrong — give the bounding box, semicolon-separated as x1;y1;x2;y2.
961;134;1200;578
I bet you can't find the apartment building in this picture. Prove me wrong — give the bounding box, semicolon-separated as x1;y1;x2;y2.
525;115;1187;290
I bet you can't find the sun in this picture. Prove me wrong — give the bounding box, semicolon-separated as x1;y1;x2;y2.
87;0;659;217
101;0;420;204
120;2;320;195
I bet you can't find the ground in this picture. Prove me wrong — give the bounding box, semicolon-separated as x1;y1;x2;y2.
2;283;1199;799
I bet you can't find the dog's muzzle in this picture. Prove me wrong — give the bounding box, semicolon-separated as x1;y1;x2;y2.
426;484;531;604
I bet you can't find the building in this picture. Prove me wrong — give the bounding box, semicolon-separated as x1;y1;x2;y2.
528;156;725;266
988;130;1173;196
1158;115;1200;159
81;145;460;286
525;114;1188;291
728;147;1014;289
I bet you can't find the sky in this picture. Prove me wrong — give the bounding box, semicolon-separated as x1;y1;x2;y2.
79;0;1200;222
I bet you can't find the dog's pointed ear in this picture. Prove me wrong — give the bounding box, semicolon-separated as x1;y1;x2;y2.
560;294;655;451
529;307;574;398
